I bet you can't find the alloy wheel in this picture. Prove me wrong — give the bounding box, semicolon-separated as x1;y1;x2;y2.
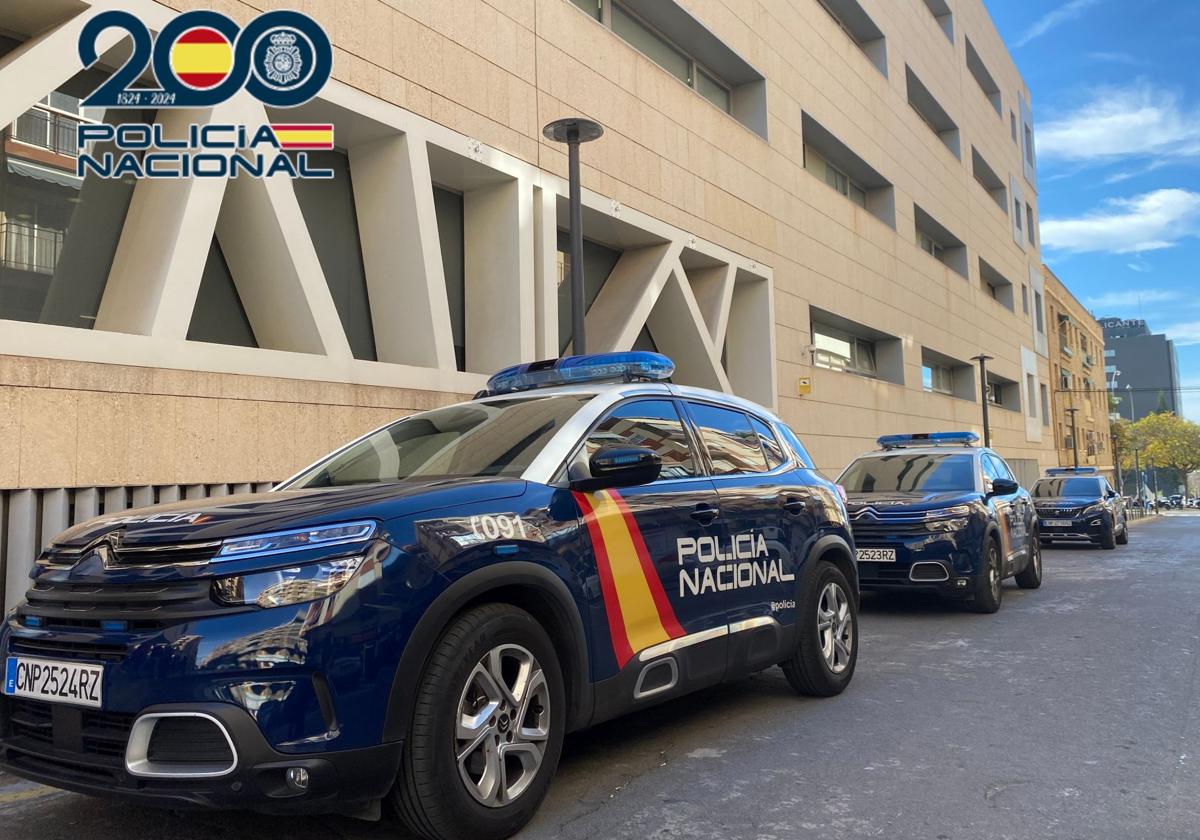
816;581;854;674
455;644;550;807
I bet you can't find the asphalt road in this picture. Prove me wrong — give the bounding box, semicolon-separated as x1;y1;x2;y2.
2;511;1197;839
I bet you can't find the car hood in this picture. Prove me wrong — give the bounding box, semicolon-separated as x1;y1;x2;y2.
1033;496;1102;508
844;491;979;514
49;477;529;549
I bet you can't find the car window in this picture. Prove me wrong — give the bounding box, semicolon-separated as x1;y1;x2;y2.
776;422;815;469
583;399;697;479
290;395;591;487
840;453;976;493
980;456;1001;483
988;454;1016;482
1033;477;1103;498
749;416;786;470
687;402;770;475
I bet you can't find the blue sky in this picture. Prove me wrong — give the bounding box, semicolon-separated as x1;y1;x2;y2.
987;0;1200;420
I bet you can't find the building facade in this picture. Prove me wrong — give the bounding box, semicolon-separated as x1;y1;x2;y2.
1101;317;1183;422
1042;266;1113;477
0;0;1053;609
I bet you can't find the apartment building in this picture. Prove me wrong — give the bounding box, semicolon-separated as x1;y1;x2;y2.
1101;317;1183;422
1042;266;1113;478
0;0;1054;608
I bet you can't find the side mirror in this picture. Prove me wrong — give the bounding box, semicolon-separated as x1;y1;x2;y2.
571;446;662;492
989;478;1020;497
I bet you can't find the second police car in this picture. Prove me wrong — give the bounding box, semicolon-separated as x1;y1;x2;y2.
0;352;857;840
1032;467;1129;549
837;432;1042;613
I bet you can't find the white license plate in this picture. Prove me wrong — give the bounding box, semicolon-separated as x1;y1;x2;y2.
856;548;897;562
1042;519;1074;528
3;656;104;709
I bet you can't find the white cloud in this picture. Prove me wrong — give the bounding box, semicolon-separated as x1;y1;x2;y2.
1037;81;1200;163
1161;321;1200;347
1125;261;1153;273
1014;0;1101;48
1087;51;1146;67
1084;289;1178;308
1041;189;1200;253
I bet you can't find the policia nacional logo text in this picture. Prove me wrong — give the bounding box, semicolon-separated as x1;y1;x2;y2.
676;531;794;596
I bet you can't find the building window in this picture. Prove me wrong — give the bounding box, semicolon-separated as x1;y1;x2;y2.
568;0;601;18
920;0;954;42
813;323;877;377
914;205;967;277
923;363;953;394
987;381;1003;405
1040;384;1051;427
1034;291;1045;334
1026;373;1038;418
1060;367;1071;391
1026;204;1036;245
612;3;692;85
917;230;943;260
802;113;896;228
979;257;1015;311
11;93;101;158
1010;110;1018;142
971;147;1008;213
1022;283;1029;314
824;161;867;208
1024;124;1035;165
815;0;888;77
965;37;1002;116
906;66;960;158
1014;198;1023;229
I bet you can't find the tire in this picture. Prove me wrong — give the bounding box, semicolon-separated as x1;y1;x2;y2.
392;604;565;840
781;561;857;697
970;538;1003;613
1116;520;1129;545
1015;536;1042;589
1100;516;1117;550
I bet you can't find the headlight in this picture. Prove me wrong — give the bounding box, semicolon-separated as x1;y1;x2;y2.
1082;503;1105;518
924;505;971;532
926;518;969;532
214;520;377;561
213;556;365;608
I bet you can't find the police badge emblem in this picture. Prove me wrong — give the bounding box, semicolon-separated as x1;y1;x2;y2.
264;30;303;86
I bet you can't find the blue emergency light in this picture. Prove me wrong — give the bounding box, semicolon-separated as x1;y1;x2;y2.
877;431;980;450
484;351;675;396
1045;466;1099;476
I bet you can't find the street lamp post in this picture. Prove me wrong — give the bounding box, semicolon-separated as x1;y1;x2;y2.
1065;407;1080;469
1133;447;1142;501
1125;384;1137;422
543;117;604;356
971;354;995;448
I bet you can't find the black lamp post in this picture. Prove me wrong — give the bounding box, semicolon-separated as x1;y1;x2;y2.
543;117;604;356
971;354;995;447
1065;406;1080;468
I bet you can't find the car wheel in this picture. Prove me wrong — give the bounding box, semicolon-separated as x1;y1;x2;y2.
781;561;857;697
970;539;1003;613
1100;516;1117;550
1014;537;1042;589
1116;520;1129;545
392;604;565;840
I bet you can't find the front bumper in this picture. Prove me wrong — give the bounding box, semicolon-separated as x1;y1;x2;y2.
0;698;401;813
1038;513;1106;541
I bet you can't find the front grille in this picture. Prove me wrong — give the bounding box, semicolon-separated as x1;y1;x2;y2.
1037;506;1083;518
850;519;929;542
8;636;130;664
858;566;912;583
147;717;233;765
39;539;221;568
20;578;226;631
2;698;135;780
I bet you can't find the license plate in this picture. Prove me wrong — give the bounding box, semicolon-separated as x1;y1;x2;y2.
3;656;104;709
1042;519;1074;528
856;548;896;562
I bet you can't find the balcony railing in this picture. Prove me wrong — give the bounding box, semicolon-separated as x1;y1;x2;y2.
0;221;63;275
10;105;84;157
1059;341;1074;357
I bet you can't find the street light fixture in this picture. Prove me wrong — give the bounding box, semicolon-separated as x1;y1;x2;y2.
543;117;604;356
971;354;995;447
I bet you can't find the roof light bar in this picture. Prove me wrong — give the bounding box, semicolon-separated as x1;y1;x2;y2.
878;432;980;450
1045;466;1100;476
484;352;675;396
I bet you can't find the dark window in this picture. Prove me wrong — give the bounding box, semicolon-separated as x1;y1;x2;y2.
187;238;257;347
584;399;697;479
840;453;975;493
1034;478;1102;498
749;416;786;469
986;454;1015;482
290;395;589;487
687;403;769;475
435;187;466;370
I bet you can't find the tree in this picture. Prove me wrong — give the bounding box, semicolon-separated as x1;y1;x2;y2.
1131;412;1200;484
1156;390;1170;415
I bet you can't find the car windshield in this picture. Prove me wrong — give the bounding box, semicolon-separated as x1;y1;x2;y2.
288;395;591;487
840;453;975;493
1033;478;1102;498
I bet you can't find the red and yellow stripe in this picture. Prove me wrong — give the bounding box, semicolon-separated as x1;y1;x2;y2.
169;27;234;90
270;124;335;150
575;489;684;669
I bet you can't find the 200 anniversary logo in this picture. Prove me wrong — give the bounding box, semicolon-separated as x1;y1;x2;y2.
76;9;335;180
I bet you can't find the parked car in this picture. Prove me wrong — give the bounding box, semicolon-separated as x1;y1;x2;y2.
1;351;858;840
838;432;1041;614
1033;468;1128;550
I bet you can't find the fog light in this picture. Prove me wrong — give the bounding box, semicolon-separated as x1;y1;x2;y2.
955;578;968;588
286;767;310;790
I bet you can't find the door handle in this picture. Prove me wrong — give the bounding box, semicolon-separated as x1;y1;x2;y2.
690;504;720;525
781;496;808;515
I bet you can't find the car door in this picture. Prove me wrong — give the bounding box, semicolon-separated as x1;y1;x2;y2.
681;401;807;675
984;453;1028;574
569;398;725;690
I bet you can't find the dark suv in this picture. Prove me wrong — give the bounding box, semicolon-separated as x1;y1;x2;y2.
1033;468;1128;549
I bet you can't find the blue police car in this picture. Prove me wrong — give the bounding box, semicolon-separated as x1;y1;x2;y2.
1032;467;1128;550
837;433;1042;613
0;352;857;840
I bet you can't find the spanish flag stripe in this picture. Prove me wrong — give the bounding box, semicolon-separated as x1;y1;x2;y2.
575;491;634;668
178;27;228;44
170;43;234;74
609;490;684;639
586;490;673;656
271;130;334;144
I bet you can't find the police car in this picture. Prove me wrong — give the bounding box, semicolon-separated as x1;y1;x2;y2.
0;352;857;840
1032;467;1128;550
837;433;1041;613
